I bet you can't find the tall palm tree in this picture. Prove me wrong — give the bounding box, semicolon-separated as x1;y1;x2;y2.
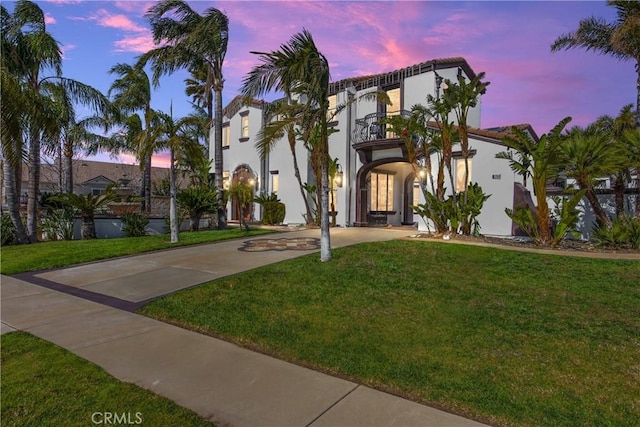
140;0;229;229
443;72;490;204
256;99;317;224
155;106;205;243
241;30;333;261
551;0;640;126
107;63;156;214
2;0;110;242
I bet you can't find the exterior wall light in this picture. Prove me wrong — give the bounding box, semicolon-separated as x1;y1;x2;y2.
335;165;344;188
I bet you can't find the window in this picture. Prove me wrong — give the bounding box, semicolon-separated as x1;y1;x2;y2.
385;87;401;138
270;171;279;194
91;188;103;195
223;170;230;190
222;124;230;148
240;112;249;139
455;158;472;192
370;170;395;211
413;179;421;211
327;94;337;122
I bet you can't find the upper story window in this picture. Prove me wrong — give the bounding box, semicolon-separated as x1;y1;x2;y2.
327;94;337;122
384;86;401;138
222;123;230;148
240;112;249;140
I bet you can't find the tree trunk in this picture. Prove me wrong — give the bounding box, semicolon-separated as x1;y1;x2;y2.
81;215;96;239
636;61;640;128
319;127;331;262
64;139;73;193
584;186;611;228
214;81;227;230
169;149;179;243
613;175;625;219
533;176;551;245
190;213;201;231
143;153;152;214
26;134;40;243
3;160;29;244
288;129;314;223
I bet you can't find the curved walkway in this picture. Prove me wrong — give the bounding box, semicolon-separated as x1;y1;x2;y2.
1;227;489;427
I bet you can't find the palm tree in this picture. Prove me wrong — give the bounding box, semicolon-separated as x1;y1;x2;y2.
241;30;332;261
256;99;316;224
498;117;572;245
141;0;229;229
107;63;156;214
621;128;640;216
589;104;636;217
155;106;205;243
44;82;112;194
560;127;625;228
551;0;640;126
53;192;116;239
443;72;490;204
2;0;110;242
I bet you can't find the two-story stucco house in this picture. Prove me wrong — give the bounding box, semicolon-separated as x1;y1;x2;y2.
213;57;538;236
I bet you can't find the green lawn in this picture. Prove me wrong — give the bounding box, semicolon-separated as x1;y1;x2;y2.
0;228;272;275
140;240;640;427
1;332;212;426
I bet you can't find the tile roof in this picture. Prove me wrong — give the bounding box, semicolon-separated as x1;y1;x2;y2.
24;159;175;188
329;57;476;94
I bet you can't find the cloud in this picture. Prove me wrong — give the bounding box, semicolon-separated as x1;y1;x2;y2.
45;13;56;24
113;1;155;14
69;7;154;54
60;43;77;59
113;34;155;54
89;8;147;33
45;0;83;4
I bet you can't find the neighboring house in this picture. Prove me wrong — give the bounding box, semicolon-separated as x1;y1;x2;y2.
213;57;538;236
1;160;183;214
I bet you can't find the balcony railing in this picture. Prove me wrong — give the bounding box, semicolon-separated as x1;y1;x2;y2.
352;110;412;144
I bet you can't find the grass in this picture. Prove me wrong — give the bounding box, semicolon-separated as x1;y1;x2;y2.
140;240;640;427
0;228;272;275
1;332;212;426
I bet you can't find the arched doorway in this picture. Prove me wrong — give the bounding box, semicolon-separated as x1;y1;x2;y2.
230;164;257;221
355;159;415;227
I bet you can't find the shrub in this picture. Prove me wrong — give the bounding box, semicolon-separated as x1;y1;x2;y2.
262;201;286;225
177;187;217;231
121;213;149;237
593;215;640;249
255;193;286;225
1;214;17;246
40;208;74;241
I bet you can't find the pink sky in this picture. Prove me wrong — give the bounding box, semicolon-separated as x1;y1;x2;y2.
27;1;637;167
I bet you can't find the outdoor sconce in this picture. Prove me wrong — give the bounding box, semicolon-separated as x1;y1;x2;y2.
248;177;256;187
418;168;428;184
335;165;344;188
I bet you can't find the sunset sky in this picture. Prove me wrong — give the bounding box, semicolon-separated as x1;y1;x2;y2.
14;1;637;166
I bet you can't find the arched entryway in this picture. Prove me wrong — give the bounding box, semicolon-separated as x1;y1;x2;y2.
230;164;257;221
355;159;417;227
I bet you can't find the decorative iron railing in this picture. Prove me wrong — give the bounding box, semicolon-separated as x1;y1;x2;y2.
352;110;412;143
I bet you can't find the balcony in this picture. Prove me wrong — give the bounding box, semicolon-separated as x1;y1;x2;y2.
352;110;412;144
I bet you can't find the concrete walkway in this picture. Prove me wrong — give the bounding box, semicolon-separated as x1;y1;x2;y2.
1;227;488;427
